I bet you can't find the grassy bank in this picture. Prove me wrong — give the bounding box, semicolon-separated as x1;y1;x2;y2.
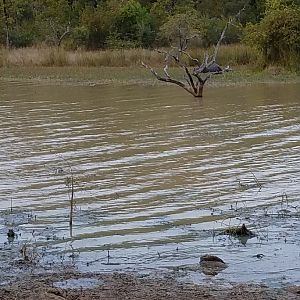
1;45;299;86
1;65;299;87
0;45;258;67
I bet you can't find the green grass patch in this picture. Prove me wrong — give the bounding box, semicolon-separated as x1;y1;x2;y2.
1;65;299;87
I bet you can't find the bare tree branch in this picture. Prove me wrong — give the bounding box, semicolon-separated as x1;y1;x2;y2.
209;4;246;65
163;64;171;78
180;49;201;66
142;62;200;97
141;6;246;97
184;66;196;92
58;26;70;47
211;22;229;64
49;19;71;47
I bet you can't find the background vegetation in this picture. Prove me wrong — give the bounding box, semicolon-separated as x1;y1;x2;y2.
0;0;299;69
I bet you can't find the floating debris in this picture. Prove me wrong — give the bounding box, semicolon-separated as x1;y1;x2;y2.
7;229;15;238
223;224;254;237
55;167;64;175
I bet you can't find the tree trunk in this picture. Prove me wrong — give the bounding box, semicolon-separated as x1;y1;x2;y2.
195;82;204;97
2;0;9;49
141;7;242;98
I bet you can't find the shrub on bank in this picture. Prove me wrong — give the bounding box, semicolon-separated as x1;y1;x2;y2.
244;3;300;70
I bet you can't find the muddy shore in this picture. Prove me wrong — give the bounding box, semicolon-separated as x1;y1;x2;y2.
0;271;300;300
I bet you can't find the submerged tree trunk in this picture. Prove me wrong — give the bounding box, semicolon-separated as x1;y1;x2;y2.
142;42;227;98
142;61;209;98
195;81;204;97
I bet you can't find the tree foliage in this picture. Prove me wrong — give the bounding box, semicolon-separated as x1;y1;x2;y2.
111;0;155;47
244;1;300;68
159;12;201;44
0;0;299;69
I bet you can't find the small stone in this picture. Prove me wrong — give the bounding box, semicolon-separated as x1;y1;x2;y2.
200;255;225;264
200;254;227;276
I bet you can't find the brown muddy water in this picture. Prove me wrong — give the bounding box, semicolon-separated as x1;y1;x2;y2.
0;81;299;288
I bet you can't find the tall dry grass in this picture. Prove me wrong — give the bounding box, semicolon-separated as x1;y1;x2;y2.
0;45;258;68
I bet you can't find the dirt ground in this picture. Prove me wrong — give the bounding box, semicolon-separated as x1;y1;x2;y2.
0;272;299;300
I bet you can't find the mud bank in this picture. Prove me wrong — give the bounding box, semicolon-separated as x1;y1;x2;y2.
0;272;300;300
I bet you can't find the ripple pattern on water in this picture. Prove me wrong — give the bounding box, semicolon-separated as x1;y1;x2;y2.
0;82;299;285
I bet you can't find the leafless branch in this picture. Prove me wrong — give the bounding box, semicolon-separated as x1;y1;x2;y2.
142;62;198;96
180;50;201;66
184;66;196;91
58;26;70;47
142;6;245;97
211;22;229;64
163;64;171;78
209;5;246;64
49;19;71;47
204;53;209;65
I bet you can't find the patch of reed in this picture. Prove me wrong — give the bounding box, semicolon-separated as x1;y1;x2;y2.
0;45;258;68
0;48;4;67
42;48;68;66
188;44;259;67
0;47;68;66
69;48;165;67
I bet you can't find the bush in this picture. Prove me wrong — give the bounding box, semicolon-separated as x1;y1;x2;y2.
159;13;243;48
159;12;201;45
112;0;155;48
9;31;35;48
244;3;300;69
79;7;111;49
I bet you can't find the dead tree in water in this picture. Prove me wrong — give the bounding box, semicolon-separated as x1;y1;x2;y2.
142;9;245;97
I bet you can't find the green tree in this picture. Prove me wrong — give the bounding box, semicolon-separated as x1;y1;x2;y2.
244;2;300;68
3;0;297;50
110;0;155;48
78;7;100;49
199;16;243;47
265;0;300;11
247;0;266;22
34;0;74;47
0;0;10;47
159;12;201;45
159;11;242;48
150;0;194;26
0;0;37;47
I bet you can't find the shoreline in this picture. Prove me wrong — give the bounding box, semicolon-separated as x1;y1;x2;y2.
1;207;299;299
0;271;299;300
1;66;300;87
